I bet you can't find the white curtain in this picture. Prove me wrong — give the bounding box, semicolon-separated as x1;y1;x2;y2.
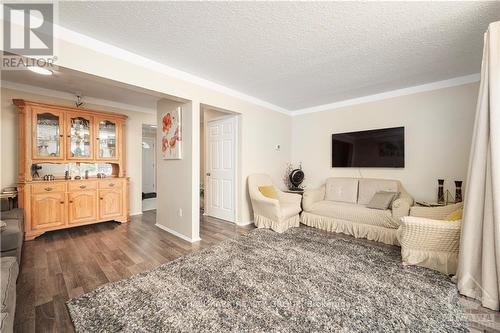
457;21;500;311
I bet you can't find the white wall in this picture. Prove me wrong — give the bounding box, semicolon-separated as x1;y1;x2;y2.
292;82;479;202
53;34;292;227
156;99;200;241
0;87;156;215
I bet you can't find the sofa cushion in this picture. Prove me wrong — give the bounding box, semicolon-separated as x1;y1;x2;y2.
358;179;399;205
1;257;18;333
0;220;21;253
325;178;359;203
308;201;399;229
0;209;23;222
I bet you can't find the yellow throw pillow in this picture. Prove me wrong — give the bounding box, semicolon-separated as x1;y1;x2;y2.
259;185;278;199
445;208;463;221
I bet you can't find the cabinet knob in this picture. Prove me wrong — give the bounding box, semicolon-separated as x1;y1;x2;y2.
67;135;71;138
59;134;63;138
69;200;73;203
44;187;53;191
100;197;103;200
79;185;86;189
108;183;115;187
59;201;64;204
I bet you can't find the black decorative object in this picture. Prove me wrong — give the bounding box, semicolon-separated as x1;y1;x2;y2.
289;169;305;191
31;164;42;178
437;179;445;204
455;181;463;203
85;170;89;179
65;171;70;180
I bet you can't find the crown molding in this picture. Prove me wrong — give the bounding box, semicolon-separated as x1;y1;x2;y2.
1;80;157;114
291;73;481;116
54;25;290;115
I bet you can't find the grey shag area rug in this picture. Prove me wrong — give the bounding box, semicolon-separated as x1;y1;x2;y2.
67;227;468;332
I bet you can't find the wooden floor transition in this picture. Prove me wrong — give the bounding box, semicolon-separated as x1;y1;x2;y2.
13;211;499;332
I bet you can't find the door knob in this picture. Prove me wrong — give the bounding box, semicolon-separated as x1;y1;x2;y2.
206;173;211;176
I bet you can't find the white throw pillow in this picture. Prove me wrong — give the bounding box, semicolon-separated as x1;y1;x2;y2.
325;178;359;203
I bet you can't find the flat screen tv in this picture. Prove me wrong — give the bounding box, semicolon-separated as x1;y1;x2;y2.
332;127;405;168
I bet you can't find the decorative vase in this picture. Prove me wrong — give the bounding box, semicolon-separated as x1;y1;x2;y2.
437;179;445;204
455;181;463;203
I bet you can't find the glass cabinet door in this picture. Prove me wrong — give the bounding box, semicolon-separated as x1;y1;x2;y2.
68;113;93;159
97;118;118;160
33;110;64;159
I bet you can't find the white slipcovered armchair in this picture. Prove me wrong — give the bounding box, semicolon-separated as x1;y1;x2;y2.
398;202;464;275
248;174;302;233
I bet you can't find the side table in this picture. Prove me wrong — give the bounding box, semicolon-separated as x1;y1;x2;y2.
415;201;457;207
0;192;18;210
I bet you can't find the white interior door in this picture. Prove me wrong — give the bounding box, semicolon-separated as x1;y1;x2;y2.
142;137;156;193
205;116;237;222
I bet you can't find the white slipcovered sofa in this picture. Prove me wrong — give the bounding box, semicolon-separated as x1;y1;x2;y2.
248;174;302;233
302;178;413;245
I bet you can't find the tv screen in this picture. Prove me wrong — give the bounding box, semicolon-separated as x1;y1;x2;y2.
332;127;405;168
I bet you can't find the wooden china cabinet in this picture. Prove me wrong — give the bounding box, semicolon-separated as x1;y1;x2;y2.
14;99;129;240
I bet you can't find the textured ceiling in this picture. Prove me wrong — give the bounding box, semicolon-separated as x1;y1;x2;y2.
58;1;500;111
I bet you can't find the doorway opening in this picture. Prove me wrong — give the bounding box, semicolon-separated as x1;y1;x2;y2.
200;106;239;223
142;124;157;212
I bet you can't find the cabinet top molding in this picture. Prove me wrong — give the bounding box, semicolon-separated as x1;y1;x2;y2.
13;99;128;120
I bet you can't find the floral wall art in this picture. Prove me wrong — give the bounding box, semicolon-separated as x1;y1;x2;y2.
161;107;182;159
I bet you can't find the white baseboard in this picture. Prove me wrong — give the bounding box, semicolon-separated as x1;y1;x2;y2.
236;220;254;226
155;223;201;243
130;211;143;216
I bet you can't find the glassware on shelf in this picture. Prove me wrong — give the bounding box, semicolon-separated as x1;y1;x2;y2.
36;113;60;157
98;120;117;158
70;117;91;158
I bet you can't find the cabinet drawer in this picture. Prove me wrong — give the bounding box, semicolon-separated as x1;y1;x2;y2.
68;181;97;191
32;182;66;194
98;179;123;189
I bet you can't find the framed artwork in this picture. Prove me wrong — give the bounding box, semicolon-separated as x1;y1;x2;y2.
161;107;182;159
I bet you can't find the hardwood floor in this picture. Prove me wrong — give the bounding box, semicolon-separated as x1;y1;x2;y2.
14;211;254;333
